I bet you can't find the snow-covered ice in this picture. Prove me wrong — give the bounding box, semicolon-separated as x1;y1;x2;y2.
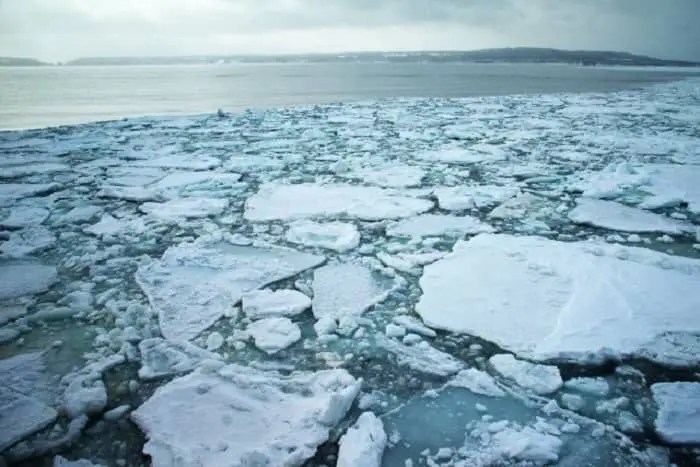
651;382;700;444
138;338;221;380
245;184;433;221
136;241;323;341
417;233;700;362
247;317;302;354
337;412;387;467
131;364;360;466
435;185;520;211
568;198;693;234
381;337;464;377
241;289;311;320
285;220;360;252
139;197;228;222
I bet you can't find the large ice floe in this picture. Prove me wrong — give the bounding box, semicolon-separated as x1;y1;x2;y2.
131;364;361;466
1;77;700;465
417;233;700;362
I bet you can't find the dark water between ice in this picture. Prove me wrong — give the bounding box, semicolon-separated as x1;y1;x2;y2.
1;62;697;130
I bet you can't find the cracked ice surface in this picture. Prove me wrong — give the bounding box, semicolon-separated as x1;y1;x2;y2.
136;240;324;341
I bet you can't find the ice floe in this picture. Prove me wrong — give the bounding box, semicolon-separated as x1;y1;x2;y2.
139;197;229;222
285;220;360;252
568;198;693;234
138;338;220;380
247;317;302;354
131;364;360;466
651;382;700;444
136;240;323;341
489;354;563;395
0;262;57;300
337;412;387;467
245;184;433;221
241;289;311;320
435;185;520;211
386;214;494;237
417;233;700;362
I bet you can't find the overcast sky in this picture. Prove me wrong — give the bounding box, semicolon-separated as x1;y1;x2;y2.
1;0;698;62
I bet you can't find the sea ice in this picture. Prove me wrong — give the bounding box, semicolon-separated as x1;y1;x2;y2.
435;185;520;211
247;317;302;354
418;145;507;164
0;262;57;300
138;338;221;380
568;198;693;234
241;289;311;320
285;220;360;252
0;396;59;452
0;183;58;207
53;456;105;467
638;164;700;213
312;263;394;320
417;234;700;362
0;205;50;228
136;241;323;341
381;338;463;377
139;197;229;222
337;412;387;467
386;214;494;237
131;364;360;466
651;382;700;444
489;354;563;395
1;226;56;257
244;184;432;221
447;368;505;397
350;164;425;188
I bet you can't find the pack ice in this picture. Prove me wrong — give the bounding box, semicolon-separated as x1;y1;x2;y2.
131;364;360;466
417;233;700;362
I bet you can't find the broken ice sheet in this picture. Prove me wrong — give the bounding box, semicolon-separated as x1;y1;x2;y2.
131;364;360;466
136;240;324;341
0;261;57;300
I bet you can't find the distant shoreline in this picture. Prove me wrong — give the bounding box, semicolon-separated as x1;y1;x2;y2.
2;47;699;68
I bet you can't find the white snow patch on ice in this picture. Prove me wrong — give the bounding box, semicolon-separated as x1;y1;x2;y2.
247;317;302;354
568;198;693;234
241;289;311;320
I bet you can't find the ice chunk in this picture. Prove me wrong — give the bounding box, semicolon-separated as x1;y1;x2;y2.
0;183;58;207
98;185;160;202
0;162;68;178
485;424;562;463
489;354;562;395
377;251;445;275
0;205;50;228
564;377;610;396
131;154;220;170
418;145;507;164
312;264;393;320
0;262;57;300
131;364;361;466
1;226;56;257
241;289;311;320
62;355;124;418
148;171;241;192
245;184;432;221
392;315;437;338
56;205;102;225
138;338;221;380
139;198;228;222
136;241;323;341
381;338;463;377
435;185;520;211
651;382;700;444
247;317;302;354
0;395;58;452
84;213;149;238
639;164;700;213
285;220;360;252
447;368;505;397
350;164;425;188
386;214;494;237
417;234;700;362
568;198;693;234
337;412;386;467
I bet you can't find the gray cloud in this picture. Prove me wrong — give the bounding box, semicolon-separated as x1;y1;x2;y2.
0;0;698;62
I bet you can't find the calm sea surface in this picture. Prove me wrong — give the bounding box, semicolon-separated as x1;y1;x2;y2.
0;62;697;130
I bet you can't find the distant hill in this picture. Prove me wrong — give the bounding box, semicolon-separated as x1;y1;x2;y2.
11;48;700;67
0;57;49;66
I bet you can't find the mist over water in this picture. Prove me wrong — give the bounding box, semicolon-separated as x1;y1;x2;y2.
1;62;696;131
